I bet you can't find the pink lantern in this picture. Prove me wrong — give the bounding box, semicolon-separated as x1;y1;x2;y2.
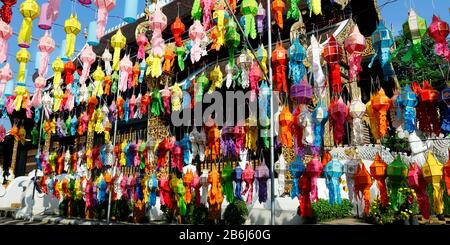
344;25;366;81
119;54;132;92
0;20;12;63
189;20;206;64
79;45;96;85
136;32;148;61
148;4;167;57
0;63;12;97
428;15;450;61
37;31;55;77
329;96;349;145
306;154;323;203
249;61;261;101
38;2;52;30
201;0;214;31
31;75;46;108
94;0;116;39
48;0;61;21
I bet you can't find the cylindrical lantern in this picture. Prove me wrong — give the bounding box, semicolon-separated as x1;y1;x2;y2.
354;162;372;215
38;2;52;30
369;153;388;208
64;14;81;58
386;155;408;210
0;20;12;63
371;88;392;137
111;29;126;71
18;0;40;48
344;25;366;81
87;21;99;46
329;97;348;145
37;31;55;77
3;77;13;97
16;48;29;82
94;0;116;39
34;52;41;71
60;39;69;61
123;0;138;23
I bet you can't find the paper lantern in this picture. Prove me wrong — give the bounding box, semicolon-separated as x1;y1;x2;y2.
189;20;205;64
308;35;325;98
18;0;40;48
87;21;99;46
119;54;132;92
290;77;311;104
371;88;391;137
212;3;227;51
225;19;240;68
256;2;265;35
271;0;285;29
369;153;388;208
242;163;255;204
329;97;348;145
279;106;293;148
272;42;288;93
249;61;261;101
94;0;116;39
207;165;223;220
369;21;395;80
354;162;372;215
38;2;52;30
111;29;126;71
48;0;60;22
309;0;321;16
149;4;167;57
349;96;366;145
306;154;322;203
123;0;138;23
79;45;96;85
237;50;252;89
37;31;55;78
428;15;449;61
240;0;258;39
414;81;440;136
170;16;185;48
422;151;444;215
0;0;17;24
64;60;76;86
344;25;366;81
102;48;112;75
324;155;344;205
92;66;105;98
0;20;12;63
288;37;306;85
312;100;328;147
0;63;12;97
256;158;270;203
397;85;417;133
408;162;430;219
402;9;427;67
206;124;221;161
60;39;69;61
288;155;304;199
200;0;214;30
221;162;234;203
323;34;343;94
16;48;29;83
64;14;80;58
287;0;300;20
344;159;358;202
386;155;408;210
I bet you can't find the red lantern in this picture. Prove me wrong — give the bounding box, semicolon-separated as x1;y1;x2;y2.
413;81;440;136
329;97;348;145
323;34;343;94
354;162;372;215
64;61;76;86
171;16;185;47
306;154;323;203
271;0;285;29
0;0;17;24
272;42;288;93
408;162;430;219
428;15;449;61
443;149;450;196
369;153;388;208
344;25;366;81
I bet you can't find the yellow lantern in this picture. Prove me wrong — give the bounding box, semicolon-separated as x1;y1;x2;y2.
16;48;29;82
64;14;81;58
92;66;105;98
422;151;444;215
52;57;64;88
18;0;40;48
111;29;126;71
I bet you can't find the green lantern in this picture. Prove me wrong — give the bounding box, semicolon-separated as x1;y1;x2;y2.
241;0;258;39
225;19;240;68
195;73;209;103
386;155;409;210
402;9;427;67
221;161;234;203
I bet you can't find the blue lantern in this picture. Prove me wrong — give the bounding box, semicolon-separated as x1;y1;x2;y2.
87;21;99;46
4;79;14;97
60;40;69;61
369;21;395;80
323;155;344;205
34;52;41;71
124;0;139;23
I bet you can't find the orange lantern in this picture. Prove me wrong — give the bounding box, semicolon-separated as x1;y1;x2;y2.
271;0;285;29
171;16;185;47
369;153;388;208
371;88;391;137
279;106;293;147
272;42;288;93
354;162;372;215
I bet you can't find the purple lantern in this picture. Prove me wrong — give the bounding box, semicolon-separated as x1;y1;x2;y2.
290;77;312;104
78;0;92;5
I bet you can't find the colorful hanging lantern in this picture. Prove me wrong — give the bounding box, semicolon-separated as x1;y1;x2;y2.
288;37;306;85
312;100;328;147
38;2;52;30
79;45;96;85
59;8;85;44
242;162;255;204
256;158;270;203
329;97;348;145
428;15;449;61
324;155;343;205
289;155;304;199
200;0;214;30
191;0;201;20
16;48;29;83
422;151;444;215
369;21;395;80
111;29;126;71
287;0;300;20
123;0;138;23
225;19;240;68
189;20;206;64
0;0;17;24
344;159;358;203
221;162;234;203
309;35;325;98
386;155;408;210
209;65;223;94
102;48;112;75
371;88;392;137
212;2;227;51
349;96;366;145
171;16;185;48
92;66;104;98
290;77;312;104
240;0;258;39
119;54;132;92
255;2;265;35
344;25;366;81
206;123;220;161
397;85;417;133
370;153;388;208
414;81;440;136
323;34;343;94
408;162;430;220
37;31;55;78
87;21;99;46
309;0;321;16
354;162;372;215
0;63;12;98
271;0;285;29
249;61;261;101
149;4;167;58
0;20;12;63
402;9;427;67
48;0;60;22
18;0;39;48
306;154;322;203
94;0;115;39
208;165;223;220
279;106;293;148
272;42;288;93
